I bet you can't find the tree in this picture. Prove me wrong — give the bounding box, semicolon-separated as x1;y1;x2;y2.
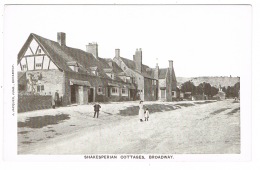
181;81;196;95
197;82;211;96
233;82;240;97
204;82;212;96
211;86;219;96
196;84;203;95
222;86;227;93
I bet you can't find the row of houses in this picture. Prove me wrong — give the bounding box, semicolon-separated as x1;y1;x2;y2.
17;32;178;106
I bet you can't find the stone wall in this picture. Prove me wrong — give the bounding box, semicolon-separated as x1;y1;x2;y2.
25;69;65;104
18;94;52;113
144;77;157;101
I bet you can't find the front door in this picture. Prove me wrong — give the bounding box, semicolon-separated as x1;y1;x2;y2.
71;85;76;104
88;88;94;103
107;87;111;97
161;89;166;98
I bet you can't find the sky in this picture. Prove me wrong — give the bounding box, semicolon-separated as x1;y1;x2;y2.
4;5;251;77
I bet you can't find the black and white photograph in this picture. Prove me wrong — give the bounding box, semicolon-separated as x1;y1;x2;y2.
2;2;254;164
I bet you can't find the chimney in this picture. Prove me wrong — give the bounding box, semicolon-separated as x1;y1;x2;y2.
154;58;159;80
168;60;177;92
115;49;120;58
86;42;98;59
133;48;142;73
169;60;173;71
57;32;66;46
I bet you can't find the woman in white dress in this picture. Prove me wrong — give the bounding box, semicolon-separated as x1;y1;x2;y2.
138;100;145;122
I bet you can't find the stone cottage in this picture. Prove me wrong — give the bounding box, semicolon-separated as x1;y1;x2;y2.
17;32;136;106
113;49;177;101
17;32;178;106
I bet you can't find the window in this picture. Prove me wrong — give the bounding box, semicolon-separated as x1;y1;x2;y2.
111;87;118;94
152;90;154;96
38;49;42;54
37;85;44;92
75;66;79;72
121;88;128;96
22;64;27;71
98;87;103;94
152;80;156;85
110;74;114;79
35;63;42;69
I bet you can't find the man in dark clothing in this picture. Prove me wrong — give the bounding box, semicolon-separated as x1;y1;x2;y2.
93;103;101;118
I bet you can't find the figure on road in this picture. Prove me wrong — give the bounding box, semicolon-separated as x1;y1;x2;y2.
139;100;145;122
144;108;150;121
93;103;101;118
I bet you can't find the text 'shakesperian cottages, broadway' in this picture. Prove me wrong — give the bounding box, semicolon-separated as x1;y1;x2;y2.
17;32;178;110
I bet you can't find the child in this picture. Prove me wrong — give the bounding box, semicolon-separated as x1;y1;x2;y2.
144;108;150;121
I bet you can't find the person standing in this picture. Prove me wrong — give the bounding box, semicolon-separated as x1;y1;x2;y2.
54;91;59;107
144;108;150;121
138;100;145;122
93;102;101;118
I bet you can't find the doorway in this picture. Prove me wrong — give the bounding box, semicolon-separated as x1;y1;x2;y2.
107;87;111;97
161;89;166;99
88;88;94;103
71;85;77;104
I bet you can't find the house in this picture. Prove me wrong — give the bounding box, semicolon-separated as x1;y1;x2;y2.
156;60;177;101
113;48;177;102
113;48;158;101
17;32;178;107
17;32;136;106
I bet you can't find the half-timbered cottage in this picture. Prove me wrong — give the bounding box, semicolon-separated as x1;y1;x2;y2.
17;32;178;108
17;32;136;106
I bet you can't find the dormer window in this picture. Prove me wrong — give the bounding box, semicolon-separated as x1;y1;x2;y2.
111;74;114;79
92;70;98;76
67;61;79;72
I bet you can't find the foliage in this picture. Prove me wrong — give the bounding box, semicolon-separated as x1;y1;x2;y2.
210;86;219;96
181;81;196;95
180;81;240;98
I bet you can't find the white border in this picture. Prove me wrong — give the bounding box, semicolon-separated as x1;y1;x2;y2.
1;0;259;169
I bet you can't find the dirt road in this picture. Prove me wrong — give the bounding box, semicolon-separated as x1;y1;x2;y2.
18;100;240;154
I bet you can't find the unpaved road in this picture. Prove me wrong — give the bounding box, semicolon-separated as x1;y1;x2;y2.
18;100;240;154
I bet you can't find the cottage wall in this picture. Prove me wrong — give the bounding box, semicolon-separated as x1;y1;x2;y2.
113;57;144;100
158;79;166;101
144;77;157;101
158;72;172;102
25;69;65;104
64;71;131;104
165;72;172;101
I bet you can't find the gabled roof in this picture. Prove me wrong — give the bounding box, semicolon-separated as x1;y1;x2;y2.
18;33;113;79
101;58;128;82
119;57;155;79
159;68;168;79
